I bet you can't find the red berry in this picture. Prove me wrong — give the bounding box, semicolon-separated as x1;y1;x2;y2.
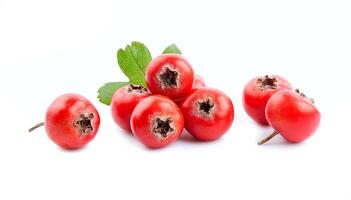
175;75;206;105
130;95;184;148
259;89;321;144
243;75;292;125
44;94;100;149
180;88;234;141
146;54;195;100
193;75;206;88
111;84;150;132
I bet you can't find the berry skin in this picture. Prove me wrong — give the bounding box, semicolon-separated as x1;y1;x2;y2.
130;95;184;148
193;75;206;88
45;94;100;149
175;75;206;105
111;84;150;132
180;88;234;141
260;89;321;144
243;75;292;125
146;54;195;100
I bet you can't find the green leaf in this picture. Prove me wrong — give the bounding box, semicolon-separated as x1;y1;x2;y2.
117;41;151;86
127;41;152;73
163;44;182;55
97;82;129;105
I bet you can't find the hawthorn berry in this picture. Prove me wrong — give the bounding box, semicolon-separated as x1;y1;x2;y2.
180;88;234;141
146;54;195;100
111;84;150;132
243;75;292;125
258;89;321;145
175;75;206;105
29;93;100;150
130;95;184;148
193;75;206;88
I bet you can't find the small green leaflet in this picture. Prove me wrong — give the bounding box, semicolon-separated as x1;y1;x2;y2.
117;41;152;87
97;82;129;105
127;41;152;73
163;44;182;55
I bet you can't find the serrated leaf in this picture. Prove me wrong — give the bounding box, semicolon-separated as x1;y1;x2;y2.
163;44;182;55
127;41;152;73
117;41;151;86
97;82;129;105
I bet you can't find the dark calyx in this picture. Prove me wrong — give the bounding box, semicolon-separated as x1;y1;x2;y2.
128;84;148;93
295;89;315;104
197;98;215;115
75;113;94;135
257;75;278;90
153;118;174;138
158;67;178;88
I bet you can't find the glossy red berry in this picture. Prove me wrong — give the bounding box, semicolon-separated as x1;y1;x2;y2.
180;88;234;141
259;89;321;144
146;54;195;100
243;75;292;125
193;75;206;88
130;95;184;148
111;84;150;132
44;94;100;149
175;75;206;105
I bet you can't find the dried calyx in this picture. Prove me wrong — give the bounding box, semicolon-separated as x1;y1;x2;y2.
257;75;278;90
197;98;215;116
158;66;179;88
153;117;174;139
295;89;315;104
128;84;148;93
75;113;94;135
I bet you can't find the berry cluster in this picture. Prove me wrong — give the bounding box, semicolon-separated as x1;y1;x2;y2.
243;75;321;144
28;42;320;150
111;54;234;148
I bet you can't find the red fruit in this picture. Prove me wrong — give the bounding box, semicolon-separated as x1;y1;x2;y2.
180;88;234;141
258;89;321;145
193;75;206;88
175;75;206;105
111;84;150;132
44;94;100;149
146;54;195;100
130;95;184;148
243;75;292;125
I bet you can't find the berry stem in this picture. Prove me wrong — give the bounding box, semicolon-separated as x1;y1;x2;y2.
258;131;278;145
28;122;45;132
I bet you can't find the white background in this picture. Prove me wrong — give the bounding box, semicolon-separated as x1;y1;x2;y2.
0;0;350;199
